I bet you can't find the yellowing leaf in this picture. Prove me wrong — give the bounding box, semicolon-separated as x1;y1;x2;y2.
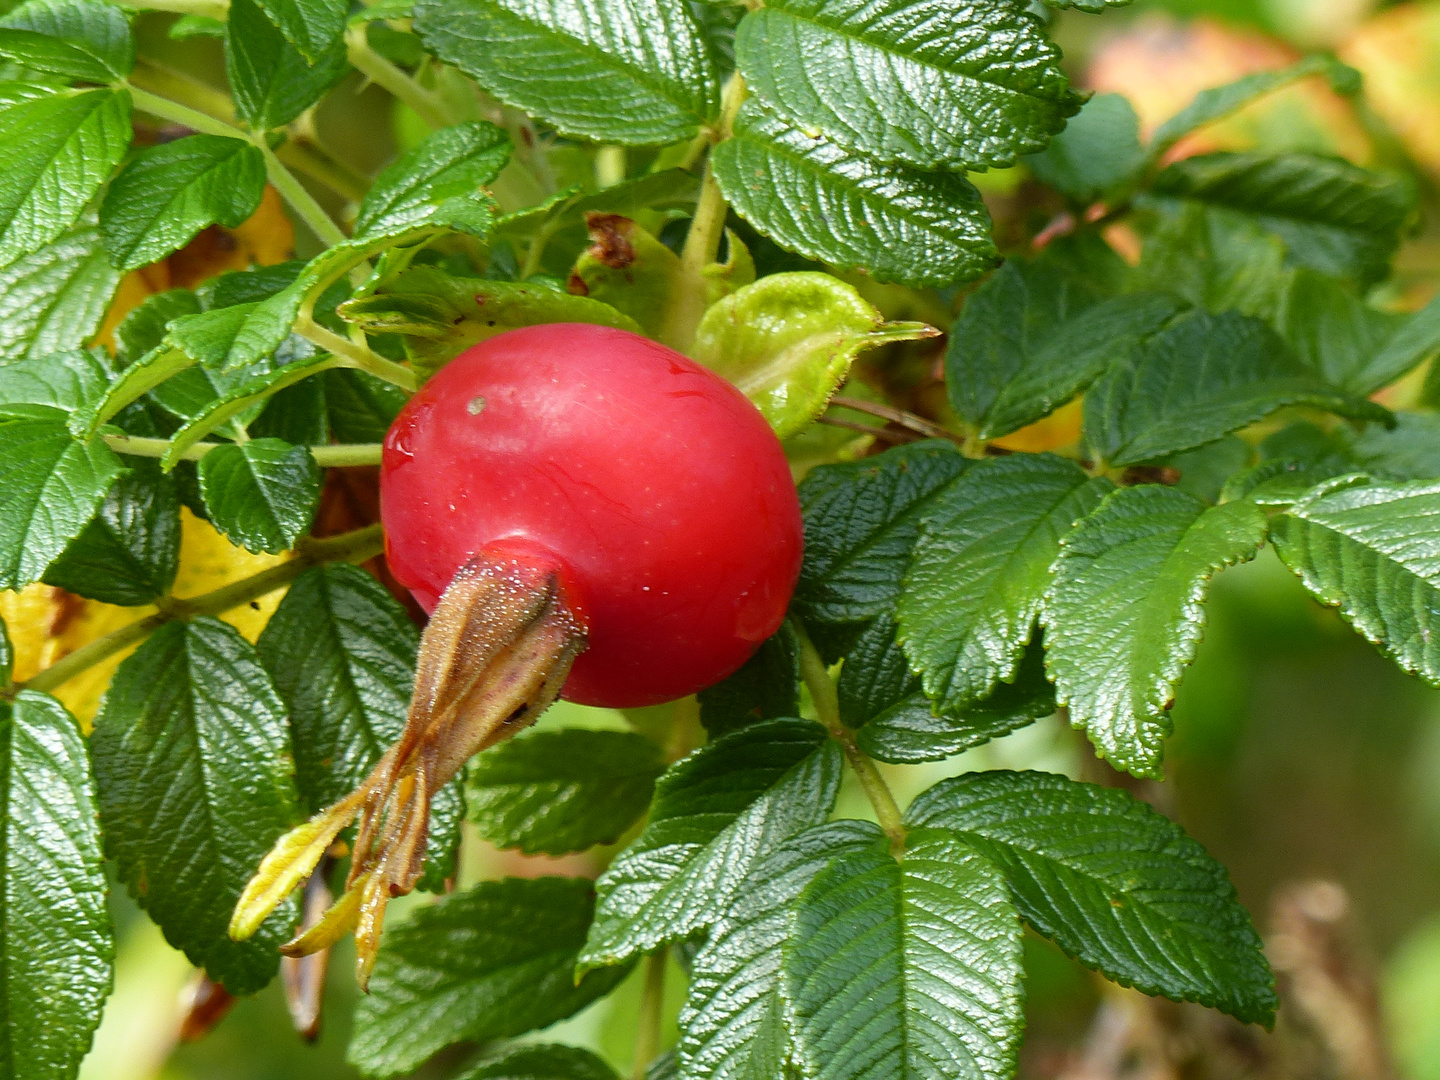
692;272;937;439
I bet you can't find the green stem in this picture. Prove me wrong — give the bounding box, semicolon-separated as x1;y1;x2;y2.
297;320;419;392
13;525;385;698
792;618;907;853
345;27;453;130
595;145;626;189
127;85;240;139
104;434;384;468
659;71;747;351
631;948;668;1080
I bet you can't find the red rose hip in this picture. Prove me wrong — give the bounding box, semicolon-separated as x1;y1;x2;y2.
381;322;804;707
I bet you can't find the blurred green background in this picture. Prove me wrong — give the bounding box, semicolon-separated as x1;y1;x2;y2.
70;0;1440;1077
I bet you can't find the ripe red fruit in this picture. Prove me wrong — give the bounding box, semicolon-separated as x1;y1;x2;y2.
380;322;804;706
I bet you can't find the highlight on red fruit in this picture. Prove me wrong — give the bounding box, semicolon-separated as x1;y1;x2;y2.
381;322;804;707
231;323;802;983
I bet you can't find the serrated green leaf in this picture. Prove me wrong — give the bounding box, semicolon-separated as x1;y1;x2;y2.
99;135;267;272
1277;269;1440;395
162;352;340;466
115;287;199;365
458;1045;621;1080
467;729;664;855
413;0;719;144
167;292;301;375
1148;55;1359;162
795;440;970;626
1152;152;1413;286
1344;413;1440;483
0;87;131;265
197;437;320;553
1134;202;1291;321
906;769;1276;1025
253;0;346;63
1270;477;1440;685
0;347;110;412
1044;484;1269;776
324;368;407;442
0;223;122;364
0;0;133;81
1084;309;1388;468
355;121;510;241
349;877;632;1078
783;827;1026;1080
74;343;193;436
340;264;639;380
692;272;935;439
256;564;462;889
678;820;878;1080
712;101;998;288
1025;93;1143;203
579;718;842;972
697;622;800;736
0;690;113;1080
42;458;180;604
736;0;1078;171
91;617;300;994
898;453;1112;711
227;0;349;131
844;615;1055;765
0;404;125;590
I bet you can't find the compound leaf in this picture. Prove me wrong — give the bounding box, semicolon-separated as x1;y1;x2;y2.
467;729;665;856
579;718;842;972
90;618;301;994
906;769;1276;1025
1044;485;1269;777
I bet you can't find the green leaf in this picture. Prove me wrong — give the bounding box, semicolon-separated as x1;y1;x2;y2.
325;368;408;442
256;564;462;888
1134;202;1290;321
0;223;122;364
196;437;320;554
844;615;1056;764
227;0;349;131
1025;93;1143;204
906;769;1277;1025
42;459;180;604
354;121;510;241
1151;152;1414;286
90;618;301;994
340;265;638;380
1270;477;1440;685
349;877;632;1078
0;405;125;590
736;0;1079;171
712;100;998;288
579;718;842;972
795;440;970;626
782;826;1026;1080
467;729;664;855
412;0;719;144
0;347;110;412
114;287;199;365
99;135;267;272
1044;485;1269;776
1344;413;1440;483
0;0;134;81
898;453;1112;711
74;343;194;436
692;272;936;440
0;690;113;1080
162;352;340;466
697;622;800;736
1152;435;1252;504
0;88;131;265
1148;55;1360;163
678;820;879;1080
1084;309;1389;468
1276;270;1440;395
457;1045;620;1080
169;12;225;38
252;0;346;63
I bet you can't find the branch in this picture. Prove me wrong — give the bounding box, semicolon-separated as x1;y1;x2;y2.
103;434;384;468
829;396;965;445
296;319;420;392
345;26;454;130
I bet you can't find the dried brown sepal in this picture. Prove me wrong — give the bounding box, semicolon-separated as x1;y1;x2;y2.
230;548;588;987
178;974;237;1042
282;863;335;1042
